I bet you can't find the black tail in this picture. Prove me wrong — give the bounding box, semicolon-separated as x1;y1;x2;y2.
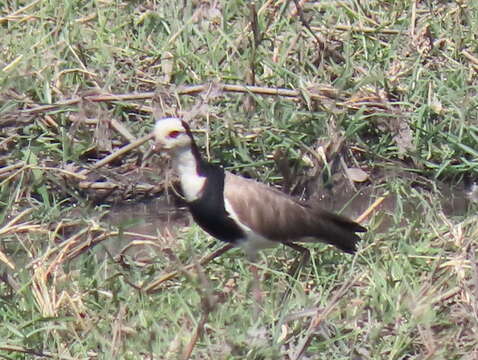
304;210;366;254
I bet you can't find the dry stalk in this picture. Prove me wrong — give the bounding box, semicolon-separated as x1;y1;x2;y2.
0;210;48;272
79;133;154;175
462;50;478;72
181;313;208;360
355;196;386;224
64;230;118;262
18;83;344;116
115;239;163;261
110;117;136;142
0;250;15;270
144;243;234;293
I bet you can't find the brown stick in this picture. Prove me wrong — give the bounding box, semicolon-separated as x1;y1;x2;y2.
181;314;208;360
18;83;342;116
355;196;386;224
79;132;154;175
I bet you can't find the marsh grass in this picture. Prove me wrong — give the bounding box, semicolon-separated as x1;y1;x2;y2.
1;0;478;359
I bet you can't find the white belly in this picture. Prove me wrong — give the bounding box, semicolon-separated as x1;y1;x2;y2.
239;231;279;261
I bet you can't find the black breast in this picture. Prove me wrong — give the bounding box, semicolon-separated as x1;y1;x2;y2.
186;162;245;244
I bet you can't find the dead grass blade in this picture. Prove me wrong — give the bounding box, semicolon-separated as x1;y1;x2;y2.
0;250;15;270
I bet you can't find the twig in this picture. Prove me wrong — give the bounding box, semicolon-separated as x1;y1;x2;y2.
115;240;163;261
110;118;136;142
78;181;119;190
78;181;162;197
80;133;154;175
64;230;119;262
355;195;386;224
292;0;323;47
0;163;86;183
0;208;34;234
462;50;478;71
144;243;234;293
18;83;343;116
0;134;17;149
111;305;126;357
19;92;155;115
181;314;208;360
462;50;478;66
289;0;308;17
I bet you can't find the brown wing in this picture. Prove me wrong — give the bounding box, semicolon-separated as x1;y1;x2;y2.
223;172;365;253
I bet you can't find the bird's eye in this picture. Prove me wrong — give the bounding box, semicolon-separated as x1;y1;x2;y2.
168;130;181;138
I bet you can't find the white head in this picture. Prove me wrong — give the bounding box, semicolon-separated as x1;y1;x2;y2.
153;117;192;152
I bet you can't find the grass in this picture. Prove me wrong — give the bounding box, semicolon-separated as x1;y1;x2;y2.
1;0;478;359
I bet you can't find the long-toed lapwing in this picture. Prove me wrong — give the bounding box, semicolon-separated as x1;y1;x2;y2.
152;117;366;268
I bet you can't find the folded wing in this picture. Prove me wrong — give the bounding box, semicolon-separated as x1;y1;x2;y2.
223;172;366;253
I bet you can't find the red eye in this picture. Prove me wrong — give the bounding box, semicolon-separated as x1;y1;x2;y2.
168;130;181;138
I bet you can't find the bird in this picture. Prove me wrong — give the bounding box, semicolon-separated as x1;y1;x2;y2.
152;117;366;263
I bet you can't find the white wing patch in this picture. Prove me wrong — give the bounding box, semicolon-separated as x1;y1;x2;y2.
224;198;278;261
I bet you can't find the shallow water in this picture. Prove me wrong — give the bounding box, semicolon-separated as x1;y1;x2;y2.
100;196;189;257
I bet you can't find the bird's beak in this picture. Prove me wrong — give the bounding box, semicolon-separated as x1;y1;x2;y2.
151;143;161;152
142;145;155;162
143;135;164;162
153;141;169;152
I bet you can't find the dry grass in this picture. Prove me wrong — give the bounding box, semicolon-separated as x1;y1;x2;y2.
1;0;478;359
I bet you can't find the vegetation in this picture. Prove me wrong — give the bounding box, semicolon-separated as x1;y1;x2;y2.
1;0;477;359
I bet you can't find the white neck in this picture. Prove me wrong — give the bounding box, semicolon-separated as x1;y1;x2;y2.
171;148;206;202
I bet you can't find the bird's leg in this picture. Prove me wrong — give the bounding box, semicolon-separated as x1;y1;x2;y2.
281;242;311;303
250;263;264;306
284;242;311;278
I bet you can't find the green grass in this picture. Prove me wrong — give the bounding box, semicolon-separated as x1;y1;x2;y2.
1;0;478;359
